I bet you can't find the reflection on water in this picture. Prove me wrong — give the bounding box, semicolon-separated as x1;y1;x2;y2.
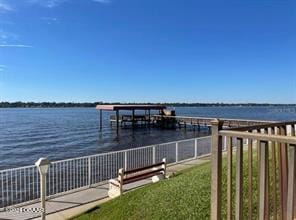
0;106;295;169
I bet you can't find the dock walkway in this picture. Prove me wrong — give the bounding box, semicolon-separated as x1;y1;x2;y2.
0;155;210;220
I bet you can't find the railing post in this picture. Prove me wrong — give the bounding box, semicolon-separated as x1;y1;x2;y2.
153;145;156;164
88;157;91;186
279;126;288;220
288;124;296;219
236;138;243;220
269;127;277;219
176;142;179;163
227;136;233;220
248;136;253;220
259;141;268;220
210;119;223;220
194;138;198;158
124;151;127;170
287;144;296;220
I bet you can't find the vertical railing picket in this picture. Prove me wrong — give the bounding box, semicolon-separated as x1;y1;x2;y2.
210;119;223;220
194;138;198;158
153;146;156;164
270;127;277;218
124;151;127;171
279;126;288;220
236;138;243;220
287;144;296;220
227;136;233;220
248;137;253;220
88;157;91;186
259;141;269;220
176;142;179;163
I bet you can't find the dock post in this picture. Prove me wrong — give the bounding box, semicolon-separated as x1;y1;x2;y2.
116;110;119;133
99;109;102;131
148;109;151;128
132;109;135;128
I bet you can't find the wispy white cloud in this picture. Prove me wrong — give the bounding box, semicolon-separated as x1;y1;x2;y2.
0;64;7;72
41;16;59;24
93;0;111;3
0;30;18;42
2;0;110;11
0;20;14;25
31;0;111;7
41;17;57;21
0;0;13;11
0;30;31;48
0;44;32;48
27;0;66;8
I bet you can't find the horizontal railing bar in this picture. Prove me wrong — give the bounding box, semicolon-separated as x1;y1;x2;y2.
219;130;296;144
153;115;275;124
0;165;36;173
226;121;296;132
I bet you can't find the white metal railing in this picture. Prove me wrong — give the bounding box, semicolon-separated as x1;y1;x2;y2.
0;136;211;209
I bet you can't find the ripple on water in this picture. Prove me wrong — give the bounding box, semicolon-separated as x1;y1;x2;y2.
0;106;295;169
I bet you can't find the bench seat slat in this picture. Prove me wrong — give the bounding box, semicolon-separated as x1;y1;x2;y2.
122;168;164;184
123;169;164;185
124;162;164;175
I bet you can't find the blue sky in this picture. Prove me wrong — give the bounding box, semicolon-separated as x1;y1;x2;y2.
0;0;295;103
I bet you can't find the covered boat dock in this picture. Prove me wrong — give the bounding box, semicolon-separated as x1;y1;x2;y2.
96;104;167;132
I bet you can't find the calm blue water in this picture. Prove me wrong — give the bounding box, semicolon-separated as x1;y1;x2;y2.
0;106;295;169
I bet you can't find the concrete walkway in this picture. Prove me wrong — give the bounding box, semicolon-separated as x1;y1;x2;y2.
0;155;210;220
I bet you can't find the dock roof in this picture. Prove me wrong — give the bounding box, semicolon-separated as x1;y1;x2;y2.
96;104;166;111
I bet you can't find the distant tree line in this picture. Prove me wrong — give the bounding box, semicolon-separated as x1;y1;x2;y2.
0;102;295;108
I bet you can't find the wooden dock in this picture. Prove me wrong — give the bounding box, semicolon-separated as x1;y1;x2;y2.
110;114;274;130
152;115;274;129
96;105;275;132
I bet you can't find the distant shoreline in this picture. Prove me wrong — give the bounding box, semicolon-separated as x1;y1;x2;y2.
0;102;295;108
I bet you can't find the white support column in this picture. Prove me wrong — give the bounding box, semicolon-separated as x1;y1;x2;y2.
35;158;50;220
40;173;46;220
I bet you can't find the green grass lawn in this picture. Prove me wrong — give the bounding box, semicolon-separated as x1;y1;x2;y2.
73;155;259;220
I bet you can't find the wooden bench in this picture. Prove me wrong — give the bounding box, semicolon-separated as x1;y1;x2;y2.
108;158;167;198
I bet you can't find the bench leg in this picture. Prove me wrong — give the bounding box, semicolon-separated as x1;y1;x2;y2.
152;172;165;183
108;181;122;198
